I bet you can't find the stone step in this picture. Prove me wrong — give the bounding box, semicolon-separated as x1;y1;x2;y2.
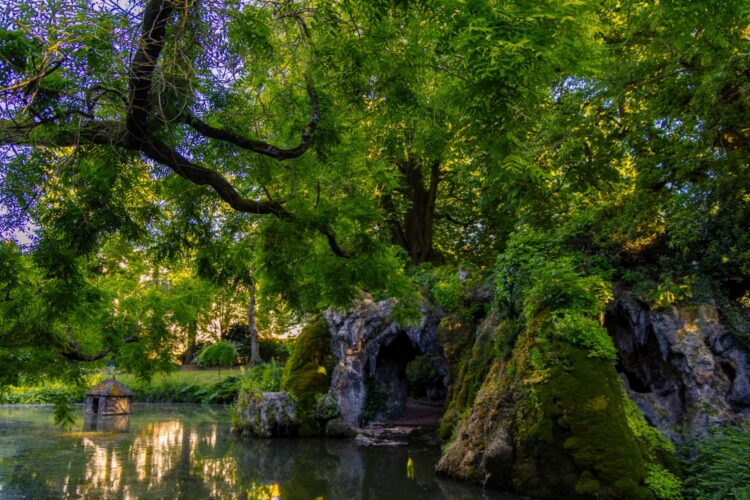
354;424;421;446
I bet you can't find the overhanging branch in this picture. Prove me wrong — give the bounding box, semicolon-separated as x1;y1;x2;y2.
0;0;353;259
184;74;320;160
61;336;139;362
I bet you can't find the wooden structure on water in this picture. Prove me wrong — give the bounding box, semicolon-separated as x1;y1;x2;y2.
85;378;133;415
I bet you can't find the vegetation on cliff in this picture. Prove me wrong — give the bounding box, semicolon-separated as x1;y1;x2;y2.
280;317;334;435
438;229;683;498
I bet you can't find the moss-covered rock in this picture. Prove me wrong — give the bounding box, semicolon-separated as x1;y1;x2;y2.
281;316;334;436
438;328;673;498
437;311;498;439
232;391;298;438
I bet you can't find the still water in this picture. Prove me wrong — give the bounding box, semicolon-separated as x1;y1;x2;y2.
0;405;516;499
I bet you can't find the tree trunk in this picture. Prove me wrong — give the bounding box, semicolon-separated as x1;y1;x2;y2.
183;322;197;365
248;281;262;365
387;158;441;266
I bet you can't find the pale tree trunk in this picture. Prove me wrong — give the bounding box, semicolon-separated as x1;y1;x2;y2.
248;281;262;365
183;321;197;365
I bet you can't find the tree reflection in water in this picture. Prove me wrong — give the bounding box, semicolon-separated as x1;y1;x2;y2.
0;405;517;499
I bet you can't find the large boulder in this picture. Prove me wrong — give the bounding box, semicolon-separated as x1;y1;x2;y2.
233;391;298;438
606;295;750;439
437;333;665;499
326;296;446;429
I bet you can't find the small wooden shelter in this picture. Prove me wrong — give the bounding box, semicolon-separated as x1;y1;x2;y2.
85;378;133;415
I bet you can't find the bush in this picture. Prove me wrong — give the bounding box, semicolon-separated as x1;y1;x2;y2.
433;275;464;311
280;317;334;435
240;360;282;393
259;337;291;363
0;382;86;404
645;463;683;500
198;341;237;370
224;323;291;364
680;421;750;499
223;323;252;363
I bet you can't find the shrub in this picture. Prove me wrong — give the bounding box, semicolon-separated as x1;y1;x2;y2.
259;337;291;363
240;360;282;393
433;275;464;311
645;463;683;500
198;341;237;375
680;421;750;499
280;317;334;435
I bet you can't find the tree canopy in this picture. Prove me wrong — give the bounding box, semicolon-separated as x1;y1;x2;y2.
0;0;748;382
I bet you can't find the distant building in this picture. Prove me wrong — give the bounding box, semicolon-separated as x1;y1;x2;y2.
85;379;133;415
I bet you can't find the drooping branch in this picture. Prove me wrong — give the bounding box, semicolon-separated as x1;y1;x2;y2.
183;74;320;160
138;137;286;214
0;0;353;259
0;118;352;256
61;336;139;362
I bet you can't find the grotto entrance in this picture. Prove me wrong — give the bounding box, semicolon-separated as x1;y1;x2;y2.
604;298;685;426
365;331;447;424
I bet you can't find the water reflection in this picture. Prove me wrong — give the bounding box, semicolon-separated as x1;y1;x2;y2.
0;405;517;499
83;414;130;433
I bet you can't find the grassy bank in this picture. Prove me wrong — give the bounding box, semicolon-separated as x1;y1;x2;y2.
0;367;250;405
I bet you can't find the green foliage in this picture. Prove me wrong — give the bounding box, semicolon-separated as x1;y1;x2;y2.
520;341;653;498
1;369;246;405
551;312;617;361
432;275;464;312
437;314;497;439
679;421;750;500
645;464;683;500
494;228;616;360
197;342;237;369
0;382;86;404
52;398;76;430
280;317;334;435
624;397;676;464
239;360;282;393
118;370;243;404
258;338;291;364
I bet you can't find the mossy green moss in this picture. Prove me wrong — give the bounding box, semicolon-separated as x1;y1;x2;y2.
281;316;334;436
437;313;497;439
517;340;654;498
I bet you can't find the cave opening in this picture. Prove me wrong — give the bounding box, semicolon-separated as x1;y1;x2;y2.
366;331;447;422
603;304;678;396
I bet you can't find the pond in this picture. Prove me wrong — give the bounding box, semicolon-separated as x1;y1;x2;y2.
0;404;518;499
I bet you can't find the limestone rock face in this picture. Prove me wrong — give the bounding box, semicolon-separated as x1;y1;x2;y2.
606;296;750;439
326;298;446;429
233;391;298;438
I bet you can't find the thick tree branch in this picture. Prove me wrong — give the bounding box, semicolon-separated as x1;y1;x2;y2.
0;119;352;256
127;0;174;137
0;0;353;259
139;137;285;214
183;74;320;160
61;336;139;362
